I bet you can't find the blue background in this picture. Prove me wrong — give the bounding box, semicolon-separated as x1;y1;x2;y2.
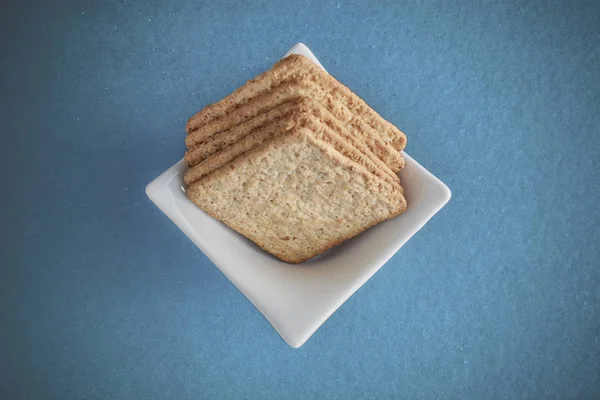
2;0;599;398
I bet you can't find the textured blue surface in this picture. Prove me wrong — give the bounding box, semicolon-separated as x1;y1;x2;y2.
1;0;600;398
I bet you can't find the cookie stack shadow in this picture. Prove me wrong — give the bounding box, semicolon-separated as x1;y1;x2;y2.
184;54;408;263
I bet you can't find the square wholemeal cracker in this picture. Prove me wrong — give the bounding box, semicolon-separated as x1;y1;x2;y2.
184;97;401;185
185;78;405;172
183;99;402;190
186;54;407;151
187;129;406;263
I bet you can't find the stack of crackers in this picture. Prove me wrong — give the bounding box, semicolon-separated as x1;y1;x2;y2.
184;54;408;263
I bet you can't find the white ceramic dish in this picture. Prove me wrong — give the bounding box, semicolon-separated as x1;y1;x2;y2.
146;43;451;348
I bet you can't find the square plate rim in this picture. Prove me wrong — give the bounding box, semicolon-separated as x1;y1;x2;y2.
146;43;451;348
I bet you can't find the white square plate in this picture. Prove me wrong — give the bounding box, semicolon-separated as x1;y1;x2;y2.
146;43;451;348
